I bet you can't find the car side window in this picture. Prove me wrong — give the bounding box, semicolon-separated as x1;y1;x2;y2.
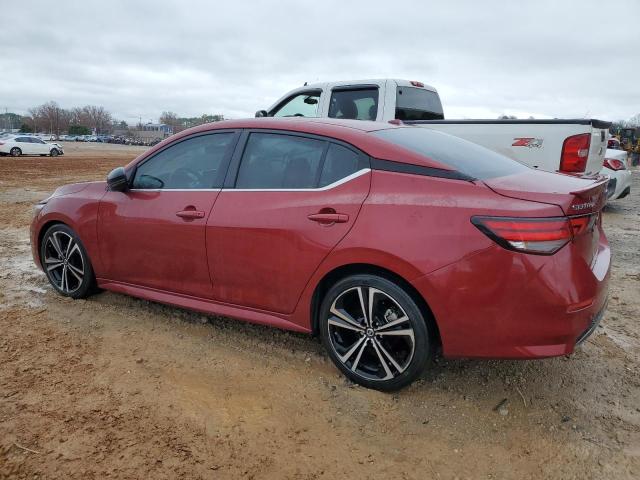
319;144;363;187
132;133;234;189
235;133;325;189
328;88;379;121
271;91;321;118
15;137;27;143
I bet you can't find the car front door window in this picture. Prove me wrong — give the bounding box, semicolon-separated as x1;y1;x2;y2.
132;133;235;189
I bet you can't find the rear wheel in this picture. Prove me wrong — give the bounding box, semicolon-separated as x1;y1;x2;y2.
10;147;21;157
40;224;96;299
319;274;431;391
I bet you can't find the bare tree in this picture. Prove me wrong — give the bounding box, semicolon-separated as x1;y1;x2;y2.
160;111;182;133
69;106;113;134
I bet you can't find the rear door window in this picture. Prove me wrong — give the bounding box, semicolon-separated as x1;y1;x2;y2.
235;133;325;189
328;88;378;121
319;144;363;187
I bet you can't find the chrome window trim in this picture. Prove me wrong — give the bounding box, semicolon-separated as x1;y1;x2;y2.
224;168;370;192
126;168;370;193
128;188;223;192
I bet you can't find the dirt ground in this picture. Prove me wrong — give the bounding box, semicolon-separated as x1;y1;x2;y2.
1;143;639;480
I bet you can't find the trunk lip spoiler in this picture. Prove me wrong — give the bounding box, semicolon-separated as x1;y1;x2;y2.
569;175;609;199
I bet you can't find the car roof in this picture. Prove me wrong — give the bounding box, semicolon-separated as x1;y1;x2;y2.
128;117;455;172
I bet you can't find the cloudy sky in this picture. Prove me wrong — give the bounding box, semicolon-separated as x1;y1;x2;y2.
1;0;639;124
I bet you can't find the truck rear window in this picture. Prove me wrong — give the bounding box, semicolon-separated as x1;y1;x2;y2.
396;87;444;120
372;127;528;179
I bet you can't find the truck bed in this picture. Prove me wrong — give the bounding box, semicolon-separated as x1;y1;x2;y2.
405;119;611;175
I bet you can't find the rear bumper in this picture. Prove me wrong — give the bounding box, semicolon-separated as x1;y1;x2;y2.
575;300;606;345
412;235;610;359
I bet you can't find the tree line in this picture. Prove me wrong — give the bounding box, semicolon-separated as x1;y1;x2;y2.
0;101;114;135
0;102;225;137
160;112;225;133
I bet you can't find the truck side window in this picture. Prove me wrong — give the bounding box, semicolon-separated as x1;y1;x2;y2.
271;92;321;118
328;88;378;121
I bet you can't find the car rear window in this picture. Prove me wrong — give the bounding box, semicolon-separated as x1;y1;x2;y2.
372;127;528;180
396;87;444;121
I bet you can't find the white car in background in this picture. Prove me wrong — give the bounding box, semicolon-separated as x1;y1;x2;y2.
0;134;64;157
602;147;631;200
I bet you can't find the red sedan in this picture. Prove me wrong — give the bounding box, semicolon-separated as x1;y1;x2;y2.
30;118;610;390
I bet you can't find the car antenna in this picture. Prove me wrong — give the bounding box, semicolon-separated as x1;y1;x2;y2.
304;82;308;86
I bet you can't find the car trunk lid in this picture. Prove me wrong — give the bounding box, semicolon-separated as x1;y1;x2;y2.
481;169;608;264
482;169;608;215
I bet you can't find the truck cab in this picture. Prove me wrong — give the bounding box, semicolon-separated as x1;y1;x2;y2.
257;79;444;122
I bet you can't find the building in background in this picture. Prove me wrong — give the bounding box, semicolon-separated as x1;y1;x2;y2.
133;123;173;142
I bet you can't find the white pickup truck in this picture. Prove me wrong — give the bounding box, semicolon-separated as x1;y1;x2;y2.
256;79;611;176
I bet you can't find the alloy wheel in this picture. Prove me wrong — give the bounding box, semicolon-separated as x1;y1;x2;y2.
43;231;85;294
326;286;415;382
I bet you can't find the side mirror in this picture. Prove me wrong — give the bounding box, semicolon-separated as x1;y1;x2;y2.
107;167;128;192
255;110;268;118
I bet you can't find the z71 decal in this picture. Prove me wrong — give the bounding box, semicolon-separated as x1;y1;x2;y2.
512;137;544;148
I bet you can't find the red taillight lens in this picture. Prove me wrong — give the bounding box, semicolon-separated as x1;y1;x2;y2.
603;158;626;171
560;133;591;173
472;214;596;255
410;81;425;87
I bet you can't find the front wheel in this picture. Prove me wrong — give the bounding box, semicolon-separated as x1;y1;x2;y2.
50;149;59;157
40;224;96;299
319;274;431;391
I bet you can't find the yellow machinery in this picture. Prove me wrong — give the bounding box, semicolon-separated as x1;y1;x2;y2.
619;127;640;166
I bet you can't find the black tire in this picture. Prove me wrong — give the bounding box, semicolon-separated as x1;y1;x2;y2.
40;224;96;299
319;274;431;391
10;147;21;157
50;149;59;157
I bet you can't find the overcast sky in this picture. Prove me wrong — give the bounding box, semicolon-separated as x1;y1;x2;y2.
1;0;639;124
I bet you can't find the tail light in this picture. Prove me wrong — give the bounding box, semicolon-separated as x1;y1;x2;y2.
471;214;597;255
410;81;425;87
560;133;591;173
603;158;626;171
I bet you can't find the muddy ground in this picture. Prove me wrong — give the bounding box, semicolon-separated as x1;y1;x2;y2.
1;143;638;479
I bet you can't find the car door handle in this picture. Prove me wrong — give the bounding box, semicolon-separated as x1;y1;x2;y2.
307;213;349;224
176;209;205;219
